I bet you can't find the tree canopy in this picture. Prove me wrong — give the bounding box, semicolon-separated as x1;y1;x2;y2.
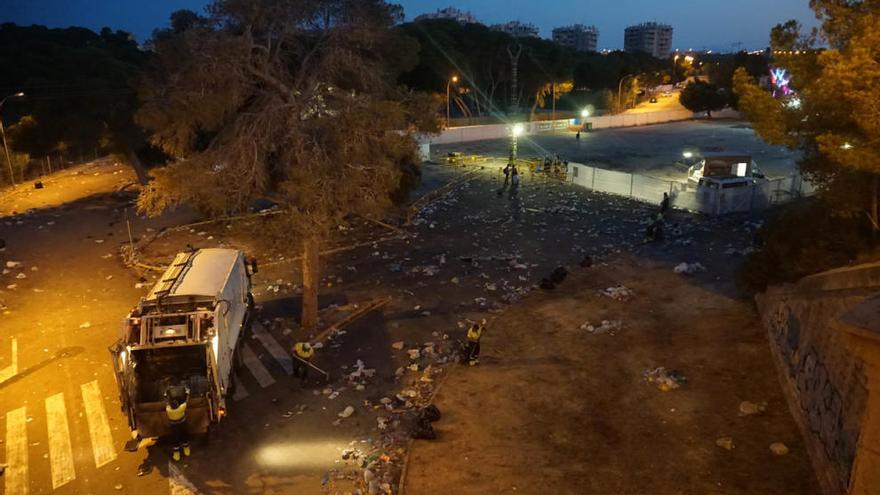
0;23;151;182
733;0;880;232
679;80;728;117
136;0;437;328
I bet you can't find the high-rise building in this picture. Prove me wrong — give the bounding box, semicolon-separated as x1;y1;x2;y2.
552;24;599;52
624;22;673;59
414;7;480;25
491;21;540;38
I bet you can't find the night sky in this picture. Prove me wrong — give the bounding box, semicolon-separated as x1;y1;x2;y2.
3;0;819;51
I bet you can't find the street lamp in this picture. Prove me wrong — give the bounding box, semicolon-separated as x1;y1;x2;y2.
0;92;25;187
682;151;693;159
581;108;590;118
617;74;637;112
509;123;524;165
446;75;458;128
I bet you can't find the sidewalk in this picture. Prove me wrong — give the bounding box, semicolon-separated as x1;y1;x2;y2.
403;256;820;495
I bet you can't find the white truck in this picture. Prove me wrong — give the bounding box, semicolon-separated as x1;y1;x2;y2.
110;248;257;438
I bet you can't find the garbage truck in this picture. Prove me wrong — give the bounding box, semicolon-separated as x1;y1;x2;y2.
110;248;257;438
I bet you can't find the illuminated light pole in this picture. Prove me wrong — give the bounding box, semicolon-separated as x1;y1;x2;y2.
0;92;25;187
617;74;636;112
509;123;524;165
446;75;458;129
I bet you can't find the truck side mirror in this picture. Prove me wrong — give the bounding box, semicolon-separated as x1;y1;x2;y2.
247;258;259;275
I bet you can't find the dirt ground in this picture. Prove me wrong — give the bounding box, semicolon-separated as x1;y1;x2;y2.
404;256;820;495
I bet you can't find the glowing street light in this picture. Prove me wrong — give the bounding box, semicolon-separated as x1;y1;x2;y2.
0;91;25;187
509;123;524;164
446;75;459;128
581;108;590;118
841;142;853;150
682;151;694;159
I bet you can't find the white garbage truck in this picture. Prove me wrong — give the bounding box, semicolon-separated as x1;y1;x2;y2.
110;248;257;438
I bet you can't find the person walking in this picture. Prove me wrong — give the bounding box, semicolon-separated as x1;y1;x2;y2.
292;341;314;385
164;385;190;461
660;192;670;213
466;321;485;366
576;131;581;142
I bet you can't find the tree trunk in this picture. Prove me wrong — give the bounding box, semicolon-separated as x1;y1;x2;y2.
301;236;320;331
126;149;150;185
871;175;879;238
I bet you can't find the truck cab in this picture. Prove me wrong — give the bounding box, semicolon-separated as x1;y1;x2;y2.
110;248;256;438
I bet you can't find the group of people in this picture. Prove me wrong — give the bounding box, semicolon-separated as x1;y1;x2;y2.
499;162;520;197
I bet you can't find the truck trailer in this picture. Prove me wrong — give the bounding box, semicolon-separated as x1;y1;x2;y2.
110;248;256;438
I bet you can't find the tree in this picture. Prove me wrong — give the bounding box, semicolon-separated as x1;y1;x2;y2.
135;0;437;330
529;81;573;120
0;23;152;183
679;80;728;117
733;1;880;234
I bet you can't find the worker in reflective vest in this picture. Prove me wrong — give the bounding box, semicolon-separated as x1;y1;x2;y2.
292;342;314;385
164;385;190;461
466;322;484;366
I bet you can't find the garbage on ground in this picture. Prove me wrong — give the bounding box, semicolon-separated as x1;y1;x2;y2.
581;320;622;335
769;442;790;456
338;406;355;418
391;341;404;350
600;285;634;301
673;262;706;275
79;322;92;329
716;437;735;451
643;367;686;391
738;400;767;416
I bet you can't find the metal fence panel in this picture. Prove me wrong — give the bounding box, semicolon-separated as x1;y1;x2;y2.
593;168;634;197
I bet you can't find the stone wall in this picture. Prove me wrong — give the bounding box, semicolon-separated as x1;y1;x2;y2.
757;262;880;495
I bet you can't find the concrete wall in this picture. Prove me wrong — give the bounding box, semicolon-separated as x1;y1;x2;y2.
757;262;880;495
418;109;743;146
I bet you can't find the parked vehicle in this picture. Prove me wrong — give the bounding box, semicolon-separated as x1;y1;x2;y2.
110;248;257;438
688;152;766;185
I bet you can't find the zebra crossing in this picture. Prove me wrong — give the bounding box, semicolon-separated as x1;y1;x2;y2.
1;322;294;494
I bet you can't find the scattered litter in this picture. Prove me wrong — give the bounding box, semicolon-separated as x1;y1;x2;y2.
79;322;92;329
673;262;706;275
643;367;686;391
581;320;622;335
15;273;25;279
738;401;767;416
716;437;735;451
600;286;634;301
769;442;789;456
391;341;404;350
5;261;21;268
338;406;355;418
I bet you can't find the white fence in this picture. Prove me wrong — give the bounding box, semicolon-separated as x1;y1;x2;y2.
418;109;743;146
567;162;814;215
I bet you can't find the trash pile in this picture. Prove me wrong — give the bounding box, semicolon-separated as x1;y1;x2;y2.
673;262;706;275
600;285;634;301
643;367;687;392
580;319;623;335
738;400;767;416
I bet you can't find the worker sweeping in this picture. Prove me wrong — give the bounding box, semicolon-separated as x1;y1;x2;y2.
164;384;190;461
466;321;485;366
292;341;315;385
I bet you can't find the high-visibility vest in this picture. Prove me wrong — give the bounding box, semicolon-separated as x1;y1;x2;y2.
166;402;187;423
467;325;483;342
294;342;314;360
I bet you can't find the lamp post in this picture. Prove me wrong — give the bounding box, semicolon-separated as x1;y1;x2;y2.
0;92;24;187
617;74;637;112
446;75;458;128
509;123;524;165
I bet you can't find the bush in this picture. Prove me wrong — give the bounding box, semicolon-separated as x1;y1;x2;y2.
737;199;874;293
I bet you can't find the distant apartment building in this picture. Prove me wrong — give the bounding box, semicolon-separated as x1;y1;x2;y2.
624;22;673;59
414;7;480;25
552;24;599;52
491;21;540;38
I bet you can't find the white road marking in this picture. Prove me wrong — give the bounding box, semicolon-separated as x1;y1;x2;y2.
4;406;28;495
45;393;76;489
168;461;201;494
0;337;18;384
252;323;293;375
80;380;117;468
241;344;275;388
232;375;249;402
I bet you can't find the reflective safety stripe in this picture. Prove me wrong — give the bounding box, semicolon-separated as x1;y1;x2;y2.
293;343;314;360
166;402;187;422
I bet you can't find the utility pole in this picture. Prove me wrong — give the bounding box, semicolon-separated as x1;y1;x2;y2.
507;44;522;115
0;92;24;187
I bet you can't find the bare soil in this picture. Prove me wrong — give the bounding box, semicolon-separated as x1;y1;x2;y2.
405;256;821;495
